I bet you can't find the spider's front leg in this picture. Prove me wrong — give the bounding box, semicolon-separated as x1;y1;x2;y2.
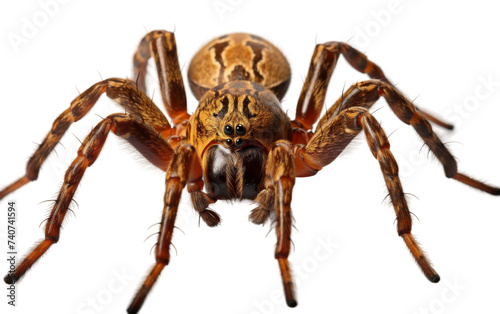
3;113;175;284
127;143;201;314
254;141;297;307
294;106;439;282
0;78;171;200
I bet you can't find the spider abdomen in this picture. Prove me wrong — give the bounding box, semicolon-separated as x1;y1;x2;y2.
188;33;291;101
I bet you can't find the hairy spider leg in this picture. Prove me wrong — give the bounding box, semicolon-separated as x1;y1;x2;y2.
295;80;500;195
128;143;201;314
133;30;190;126
246;141;297;305
294;81;500;281
3;113;175;284
266;141;297;307
292;41;453;135
0;78;171;200
295;104;440;282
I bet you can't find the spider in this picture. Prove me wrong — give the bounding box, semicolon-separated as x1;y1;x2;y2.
1;31;499;313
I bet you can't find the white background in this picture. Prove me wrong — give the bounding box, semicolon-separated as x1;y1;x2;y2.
1;1;500;314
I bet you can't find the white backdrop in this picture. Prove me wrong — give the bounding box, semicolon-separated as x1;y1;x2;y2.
1;1;499;314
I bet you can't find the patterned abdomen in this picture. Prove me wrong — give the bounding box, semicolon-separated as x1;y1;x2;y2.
188;33;291;101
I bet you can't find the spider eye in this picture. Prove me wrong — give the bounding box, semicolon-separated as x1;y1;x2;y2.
224;124;233;135
235;124;246;135
235;138;243;146
226;138;233;145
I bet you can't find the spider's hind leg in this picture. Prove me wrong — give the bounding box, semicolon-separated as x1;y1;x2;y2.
296;80;500;195
133;30;190;125
292;40;453;132
373;80;500;194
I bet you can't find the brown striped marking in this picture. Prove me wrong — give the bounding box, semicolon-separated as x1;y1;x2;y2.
188;33;291;101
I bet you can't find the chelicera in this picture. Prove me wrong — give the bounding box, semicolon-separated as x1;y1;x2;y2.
1;31;499;313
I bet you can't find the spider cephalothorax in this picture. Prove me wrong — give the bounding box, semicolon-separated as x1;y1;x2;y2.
189;80;292;202
1;30;499;313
